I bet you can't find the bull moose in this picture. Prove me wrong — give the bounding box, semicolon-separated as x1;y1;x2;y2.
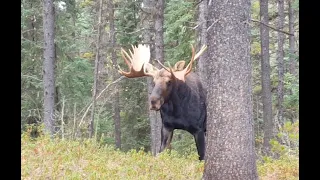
118;44;207;160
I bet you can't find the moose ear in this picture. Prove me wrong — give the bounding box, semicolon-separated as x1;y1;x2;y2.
173;61;186;71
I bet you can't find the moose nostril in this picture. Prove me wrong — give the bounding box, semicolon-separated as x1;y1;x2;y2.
151;100;157;105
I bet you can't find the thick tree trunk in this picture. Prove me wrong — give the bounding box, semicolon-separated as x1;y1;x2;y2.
288;0;296;75
197;0;208;90
277;0;285;126
203;0;258;179
260;0;274;155
108;0;121;149
153;0;165;155
141;0;161;156
148;78;161;155
43;0;56;135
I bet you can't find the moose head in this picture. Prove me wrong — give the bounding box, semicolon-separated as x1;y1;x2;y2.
118;44;207;111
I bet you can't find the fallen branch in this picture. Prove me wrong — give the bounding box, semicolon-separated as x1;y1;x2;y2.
251;19;294;36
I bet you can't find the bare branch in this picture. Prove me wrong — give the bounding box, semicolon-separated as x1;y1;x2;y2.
251;19;294;36
77;76;125;129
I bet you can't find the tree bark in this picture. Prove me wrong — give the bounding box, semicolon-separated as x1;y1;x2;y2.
89;0;103;138
43;0;56;136
141;0;161;156
260;0;274;156
203;0;258;179
108;0;121;149
96;0;108;94
197;0;208;90
288;0;296;75
277;0;285;126
153;0;165;155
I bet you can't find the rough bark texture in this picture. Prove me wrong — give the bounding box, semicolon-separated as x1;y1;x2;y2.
260;0;273;155
89;0;103;138
288;0;296;75
153;0;165;155
43;0;56;135
203;0;258;179
141;0;161;156
197;0;208;90
108;0;121;149
277;0;285;126
147;78;161;155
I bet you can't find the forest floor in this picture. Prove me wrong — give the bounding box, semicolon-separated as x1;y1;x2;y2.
21;131;298;180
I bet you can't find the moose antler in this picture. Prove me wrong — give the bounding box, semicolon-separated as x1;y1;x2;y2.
118;44;158;78
156;45;207;74
171;45;208;81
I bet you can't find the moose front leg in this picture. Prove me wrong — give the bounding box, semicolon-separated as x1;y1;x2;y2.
194;130;205;160
159;126;173;153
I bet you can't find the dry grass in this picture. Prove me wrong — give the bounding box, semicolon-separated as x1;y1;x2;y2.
22;126;298;180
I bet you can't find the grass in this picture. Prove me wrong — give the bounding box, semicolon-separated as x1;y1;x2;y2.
21;127;298;180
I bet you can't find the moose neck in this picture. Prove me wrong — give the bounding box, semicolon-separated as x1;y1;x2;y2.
161;80;191;117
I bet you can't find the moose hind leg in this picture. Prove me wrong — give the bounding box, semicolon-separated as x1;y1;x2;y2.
159;126;173;153
194;130;205;160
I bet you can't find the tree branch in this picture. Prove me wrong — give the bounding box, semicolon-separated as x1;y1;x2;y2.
251;19;294;36
77;76;125;130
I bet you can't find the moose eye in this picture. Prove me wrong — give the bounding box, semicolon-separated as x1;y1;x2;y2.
167;80;172;86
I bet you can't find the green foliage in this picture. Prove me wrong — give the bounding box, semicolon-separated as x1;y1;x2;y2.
170;130;197;156
22;129;299;179
57;58;93;106
292;0;299;10
119;78;150;152
115;0;141;45
251;41;261;56
251;0;260;20
257;155;299;180
22;131;203;179
257;121;299;180
21;0;299;171
21;0;45;125
164;0;195;65
283;72;299;117
95;111;115;145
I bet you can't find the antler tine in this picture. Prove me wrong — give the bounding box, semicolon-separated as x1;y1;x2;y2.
121;47;134;64
185;44;196;75
118;44;158;78
143;62;159;77
129;45;135;60
156;59;171;72
194;45;208;60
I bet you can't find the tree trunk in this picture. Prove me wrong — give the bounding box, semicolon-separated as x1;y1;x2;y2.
43;0;56;136
89;0;103;138
277;0;285;127
197;0;208;90
108;0;121;149
140;0;161;156
203;0;258;179
148;79;161;155
288;0;296;75
260;0;274;156
96;0;108;94
153;0;165;155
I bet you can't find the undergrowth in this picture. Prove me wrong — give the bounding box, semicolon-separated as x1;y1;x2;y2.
22;123;299;180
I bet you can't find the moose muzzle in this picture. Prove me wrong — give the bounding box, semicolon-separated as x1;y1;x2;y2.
149;96;163;111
